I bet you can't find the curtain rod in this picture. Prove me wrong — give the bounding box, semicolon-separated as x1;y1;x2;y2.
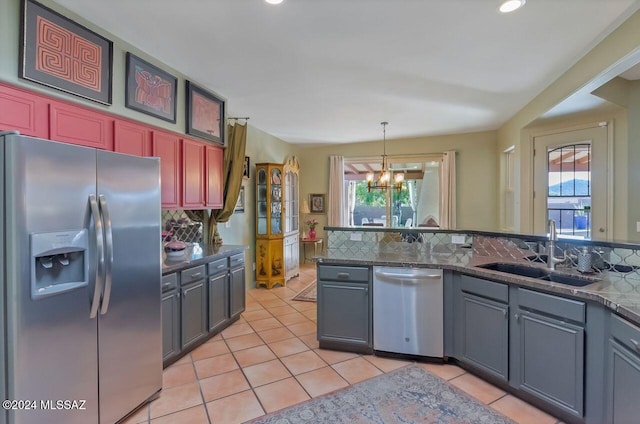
228;116;250;120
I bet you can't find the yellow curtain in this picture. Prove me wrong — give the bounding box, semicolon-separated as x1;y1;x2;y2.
207;123;247;244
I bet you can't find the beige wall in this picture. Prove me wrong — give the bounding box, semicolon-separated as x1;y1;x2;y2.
496;9;640;241
627;80;640;240
296;131;499;242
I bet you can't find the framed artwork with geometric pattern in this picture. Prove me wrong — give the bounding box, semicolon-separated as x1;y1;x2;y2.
186;81;225;145
21;0;113;104
125;52;177;123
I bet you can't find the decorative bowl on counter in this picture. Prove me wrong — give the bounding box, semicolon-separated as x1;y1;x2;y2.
164;239;187;257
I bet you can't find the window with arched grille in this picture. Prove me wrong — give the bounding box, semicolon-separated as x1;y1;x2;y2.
547;144;591;237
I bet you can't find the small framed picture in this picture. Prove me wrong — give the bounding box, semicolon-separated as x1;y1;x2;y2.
234;186;245;213
186;81;225;145
125;52;177;123
309;193;326;214
243;156;250;179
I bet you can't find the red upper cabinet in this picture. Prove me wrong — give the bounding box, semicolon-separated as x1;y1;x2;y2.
49;101;114;150
0;83;48;138
152;130;181;209
182;138;205;208
114;120;150;156
205;145;224;209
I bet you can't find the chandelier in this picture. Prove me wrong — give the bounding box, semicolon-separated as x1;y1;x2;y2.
366;122;404;192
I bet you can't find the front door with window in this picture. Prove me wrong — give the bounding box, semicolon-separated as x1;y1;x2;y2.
532;125;608;239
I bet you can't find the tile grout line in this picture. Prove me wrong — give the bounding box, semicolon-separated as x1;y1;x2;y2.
222;333;269;422
190;352;214;424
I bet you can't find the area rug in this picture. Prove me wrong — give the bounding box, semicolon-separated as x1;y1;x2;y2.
291;281;316;302
247;364;515;424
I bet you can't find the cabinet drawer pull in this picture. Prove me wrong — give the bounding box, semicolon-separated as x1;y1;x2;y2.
216;264;225;269
337;272;350;279
162;282;171;289
184;286;199;296
190;272;202;279
514;313;520;322
631;338;640;352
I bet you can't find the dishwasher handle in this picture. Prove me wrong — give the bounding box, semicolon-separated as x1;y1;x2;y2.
374;269;442;281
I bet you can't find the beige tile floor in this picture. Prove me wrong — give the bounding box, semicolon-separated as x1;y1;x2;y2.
124;263;562;424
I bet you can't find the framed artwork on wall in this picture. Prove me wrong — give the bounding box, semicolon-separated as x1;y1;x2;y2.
186;81;225;145
125;53;177;123
309;193;326;214
21;0;113;105
235;186;245;213
243;156;250;179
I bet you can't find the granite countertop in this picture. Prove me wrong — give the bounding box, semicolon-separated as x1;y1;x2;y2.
162;243;247;274
316;249;640;327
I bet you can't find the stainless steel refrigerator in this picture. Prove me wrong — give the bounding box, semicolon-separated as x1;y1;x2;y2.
0;132;162;424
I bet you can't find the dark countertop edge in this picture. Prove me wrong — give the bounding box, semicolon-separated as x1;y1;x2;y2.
162;244;247;275
323;227;640;250
315;256;640;327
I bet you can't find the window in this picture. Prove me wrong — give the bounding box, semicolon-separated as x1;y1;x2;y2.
547;144;591;237
344;156;441;227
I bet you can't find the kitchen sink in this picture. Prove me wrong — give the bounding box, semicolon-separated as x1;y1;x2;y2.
537;273;595;287
477;262;599;287
477;262;549;278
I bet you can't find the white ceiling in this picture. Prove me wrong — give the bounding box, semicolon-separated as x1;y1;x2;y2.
51;0;640;145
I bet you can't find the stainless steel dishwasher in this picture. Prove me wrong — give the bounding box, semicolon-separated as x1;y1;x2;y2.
373;267;443;357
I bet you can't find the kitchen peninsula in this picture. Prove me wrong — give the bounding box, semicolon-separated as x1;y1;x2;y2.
316;226;640;424
161;244;247;367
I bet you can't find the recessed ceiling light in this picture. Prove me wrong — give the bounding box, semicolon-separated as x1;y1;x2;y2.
499;0;526;13
265;0;283;4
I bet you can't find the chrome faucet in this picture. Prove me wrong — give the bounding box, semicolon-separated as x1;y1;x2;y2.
547;219;565;270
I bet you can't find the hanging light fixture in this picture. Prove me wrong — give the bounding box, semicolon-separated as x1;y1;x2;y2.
365;121;404;192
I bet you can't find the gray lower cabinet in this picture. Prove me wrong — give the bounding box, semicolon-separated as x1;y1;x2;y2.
181;280;207;349
460;292;509;380
161;274;180;362
161;250;247;367
208;272;229;333
317;264;371;353
606;314;640;424
511;287;585;419
229;253;246;320
456;275;509;382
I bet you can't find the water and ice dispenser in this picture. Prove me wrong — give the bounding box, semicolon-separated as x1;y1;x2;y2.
30;230;88;300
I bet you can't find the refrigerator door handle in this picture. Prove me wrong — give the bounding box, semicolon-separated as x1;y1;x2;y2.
99;194;114;315
89;194;105;319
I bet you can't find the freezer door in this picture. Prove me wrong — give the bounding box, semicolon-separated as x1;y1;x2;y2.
96;150;162;424
3;135;99;424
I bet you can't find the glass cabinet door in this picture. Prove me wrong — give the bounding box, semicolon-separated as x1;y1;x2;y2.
284;170;292;233
257;168;268;235
291;172;299;232
270;168;282;234
283;168;299;234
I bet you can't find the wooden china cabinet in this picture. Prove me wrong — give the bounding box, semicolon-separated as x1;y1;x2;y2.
255;157;299;288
